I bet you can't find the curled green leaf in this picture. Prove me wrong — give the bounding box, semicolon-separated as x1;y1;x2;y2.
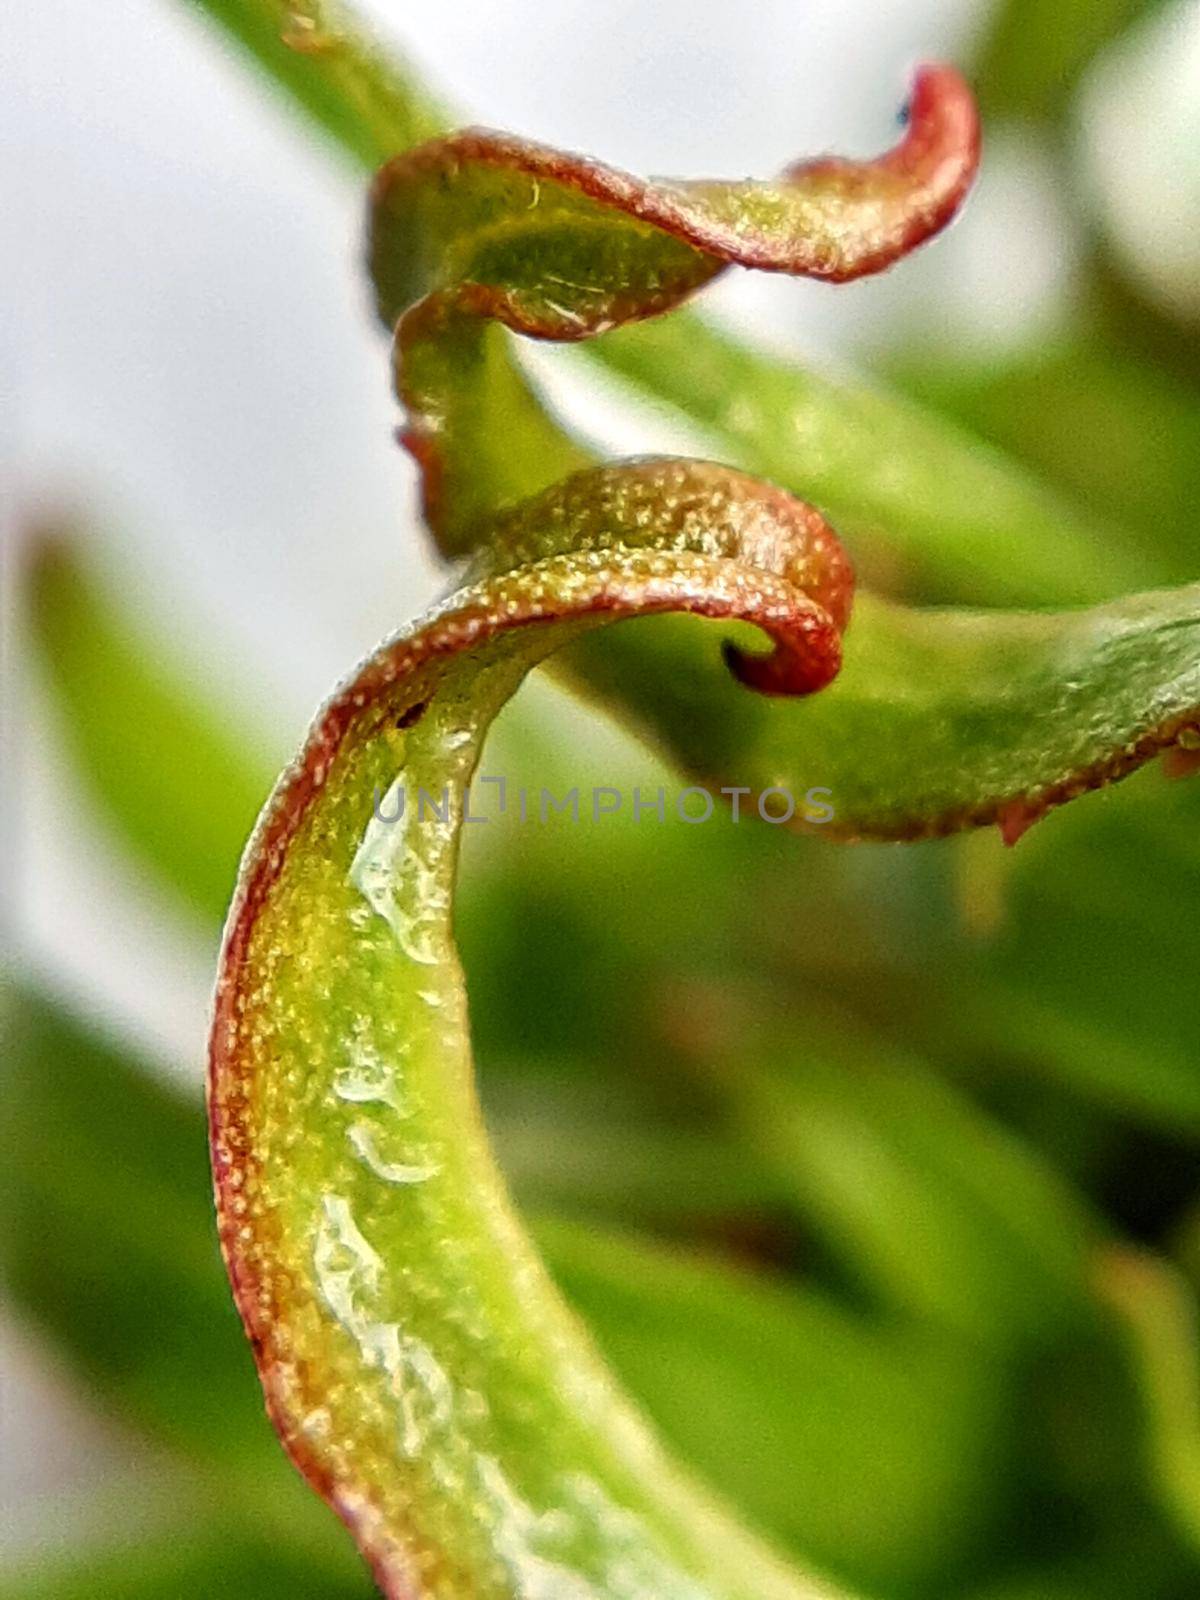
211;459;860;1600
371;64;980;558
372;64;980;319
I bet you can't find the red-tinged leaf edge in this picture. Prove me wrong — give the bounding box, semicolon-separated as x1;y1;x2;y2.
370;64;979;557
371;64;980;322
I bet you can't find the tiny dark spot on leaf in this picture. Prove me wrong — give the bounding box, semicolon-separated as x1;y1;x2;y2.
396;700;428;730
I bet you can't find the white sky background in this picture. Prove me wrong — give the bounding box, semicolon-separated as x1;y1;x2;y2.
6;0;1193;1563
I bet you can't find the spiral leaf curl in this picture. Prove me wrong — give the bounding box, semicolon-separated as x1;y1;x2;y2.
367;65;1200;842
371;64;979;558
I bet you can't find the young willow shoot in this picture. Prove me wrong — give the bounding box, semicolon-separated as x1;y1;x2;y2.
210;63;1200;1600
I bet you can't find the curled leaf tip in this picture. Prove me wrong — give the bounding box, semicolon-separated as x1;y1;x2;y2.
371;64;980;334
778;63;981;278
371;69;977;563
471;458;854;698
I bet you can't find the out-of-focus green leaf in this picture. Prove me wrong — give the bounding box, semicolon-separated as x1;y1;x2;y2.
1174;1202;1200;1295
587;316;1148;607
487;1070;791;1225
960;1527;1188;1600
974;0;1169;124
932;772;1200;1134
1098;1246;1200;1556
187;0;445;167
1;988;266;1464
0;988;381;1583
536;1214;1010;1599
890;342;1200;586
26;539;273;928
0;1525;371;1600
691;1002;1098;1347
877;314;1200;1136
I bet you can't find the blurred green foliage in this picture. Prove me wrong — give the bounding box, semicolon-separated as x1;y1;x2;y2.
26;540;271;929
8;0;1200;1596
975;0;1167;122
